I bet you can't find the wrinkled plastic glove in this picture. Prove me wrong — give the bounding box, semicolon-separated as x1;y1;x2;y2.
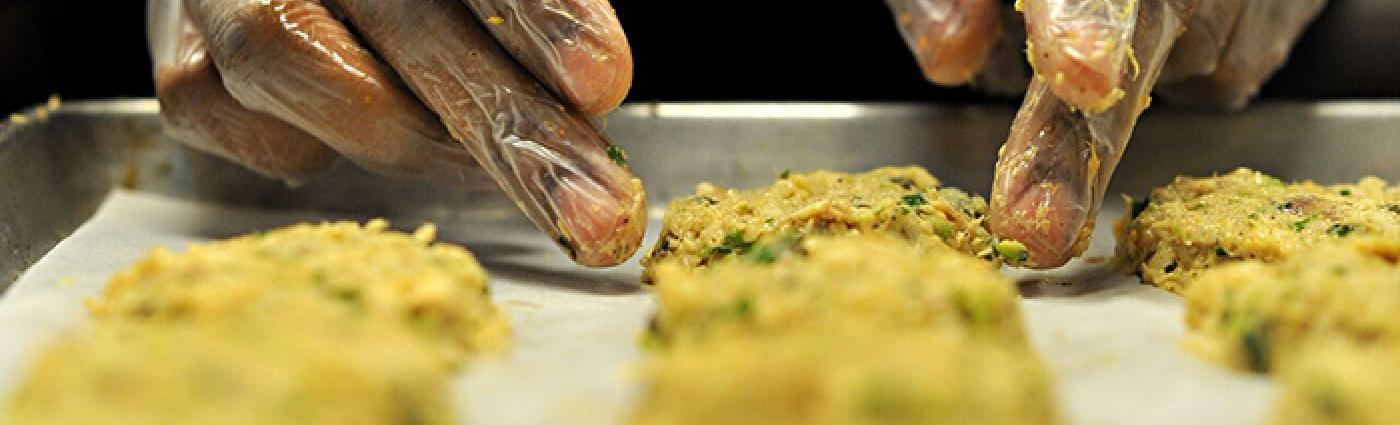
148;0;644;267
1157;0;1329;109
886;0;1326;268
887;0;1034;95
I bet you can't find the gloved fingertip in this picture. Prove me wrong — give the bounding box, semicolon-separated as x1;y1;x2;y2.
468;0;634;115
557;39;633;116
552;174;647;267
1021;0;1137;112
888;0;1003;86
988;182;1092;269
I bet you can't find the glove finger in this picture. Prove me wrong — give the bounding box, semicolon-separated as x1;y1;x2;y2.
461;0;632;116
989;80;1095;268
1020;0;1139;113
990;0;1192;268
336;0;647;267
885;0;1003;86
150;0;336;184
1157;0;1327;109
1158;0;1244;83
183;0;477;185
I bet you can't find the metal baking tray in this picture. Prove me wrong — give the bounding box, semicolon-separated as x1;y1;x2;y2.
2;99;1398;424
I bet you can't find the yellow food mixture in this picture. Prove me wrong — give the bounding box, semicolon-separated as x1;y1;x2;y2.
631;327;1059;425
89;219;510;362
1268;339;1400;425
7;316;453;425
642;167;1025;281
1117;168;1400;293
636;234;1058;424
647;234;1025;348
1184;238;1400;372
6;220;508;424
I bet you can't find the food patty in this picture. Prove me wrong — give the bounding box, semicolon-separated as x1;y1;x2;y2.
643;166;1029;281
89;219;510;363
1184;238;1400;372
646;234;1026;348
630;327;1059;425
1268;339;1400;425
1117;168;1400;293
7;220;505;424
6;316;454;425
635;234;1056;424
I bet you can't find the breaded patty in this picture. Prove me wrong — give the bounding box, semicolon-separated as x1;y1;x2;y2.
1184;238;1400;372
642;167;1031;281
6;220;507;424
636;232;1054;423
88;219;510;363
1117;168;1400;293
630;326;1059;425
646;234;1026;348
6;316;453;425
1268;339;1400;425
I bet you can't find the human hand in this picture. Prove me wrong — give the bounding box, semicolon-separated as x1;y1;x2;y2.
885;0;1327;267
148;0;644;267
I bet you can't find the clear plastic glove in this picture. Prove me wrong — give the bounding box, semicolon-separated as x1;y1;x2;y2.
887;0;1034;95
1157;0;1329;109
885;0;1327;268
148;0;643;267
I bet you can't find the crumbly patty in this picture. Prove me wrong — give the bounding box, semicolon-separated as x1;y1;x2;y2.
89;219;511;363
1268;339;1400;425
642;167;1027;281
6;317;454;425
630;327;1059;425
7;220;506;423
646;234;1026;348
1117;168;1400;293
1184;238;1400;373
635;234;1055;424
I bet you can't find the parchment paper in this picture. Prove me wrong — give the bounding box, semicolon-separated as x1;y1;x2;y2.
0;190;1275;424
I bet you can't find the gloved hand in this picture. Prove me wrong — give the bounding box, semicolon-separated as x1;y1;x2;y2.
885;0;1327;268
148;0;645;267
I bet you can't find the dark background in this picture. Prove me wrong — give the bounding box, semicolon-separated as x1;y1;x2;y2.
3;1;1399;115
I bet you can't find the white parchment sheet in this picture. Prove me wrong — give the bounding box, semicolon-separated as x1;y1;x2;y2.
0;190;1275;424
